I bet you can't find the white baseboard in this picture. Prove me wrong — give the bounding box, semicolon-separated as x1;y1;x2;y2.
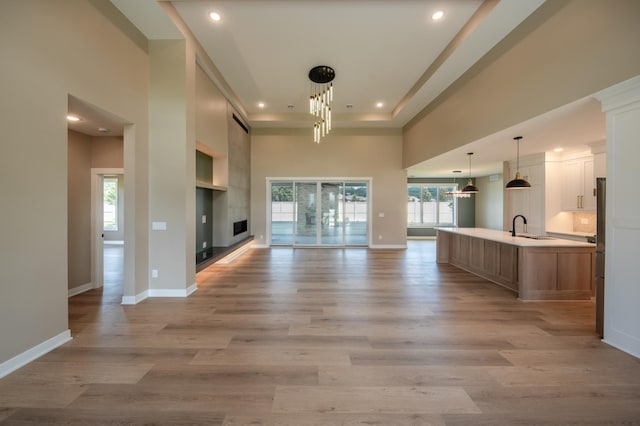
121;290;148;305
251;243;269;249
148;283;198;298
68;282;94;298
369;244;407;249
121;283;197;304
0;330;72;379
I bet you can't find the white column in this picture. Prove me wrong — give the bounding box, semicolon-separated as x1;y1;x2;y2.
594;75;640;358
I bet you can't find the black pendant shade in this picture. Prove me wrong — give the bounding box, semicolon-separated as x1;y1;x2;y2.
461;152;478;193
506;136;531;189
462;179;479;193
506;172;531;189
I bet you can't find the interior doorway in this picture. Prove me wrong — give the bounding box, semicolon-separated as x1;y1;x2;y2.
91;170;124;296
68;94;127;305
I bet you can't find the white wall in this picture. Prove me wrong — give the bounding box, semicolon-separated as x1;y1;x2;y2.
596;76;640;358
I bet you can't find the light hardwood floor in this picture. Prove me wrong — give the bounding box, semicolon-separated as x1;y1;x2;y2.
1;241;639;425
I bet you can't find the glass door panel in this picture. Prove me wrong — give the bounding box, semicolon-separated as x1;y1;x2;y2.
294;182;318;245
344;182;368;245
320;182;342;245
270;182;294;245
269;179;369;247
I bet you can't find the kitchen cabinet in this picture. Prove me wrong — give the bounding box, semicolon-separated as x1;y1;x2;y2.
561;156;595;211
436;228;594;300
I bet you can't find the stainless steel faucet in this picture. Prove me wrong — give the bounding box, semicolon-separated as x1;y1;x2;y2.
512;215;527;237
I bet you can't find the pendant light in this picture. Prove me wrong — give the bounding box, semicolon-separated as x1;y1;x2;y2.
462;152;479;193
506;136;531;189
308;65;335;143
446;170;471;198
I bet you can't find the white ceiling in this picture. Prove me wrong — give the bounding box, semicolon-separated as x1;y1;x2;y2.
73;0;605;177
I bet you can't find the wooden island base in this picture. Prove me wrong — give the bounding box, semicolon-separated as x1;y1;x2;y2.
436;228;595;301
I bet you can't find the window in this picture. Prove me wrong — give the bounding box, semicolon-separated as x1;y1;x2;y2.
103;177;118;231
407;183;456;226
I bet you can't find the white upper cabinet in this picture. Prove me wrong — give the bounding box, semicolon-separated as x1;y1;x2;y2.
561;156;595;211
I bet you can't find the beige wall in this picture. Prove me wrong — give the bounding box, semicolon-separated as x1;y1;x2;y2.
92;136;124;169
474;174;503;231
0;0;149;365
148;39;196;292
251;129;406;247
403;0;640;168
68;130;93;291
195;65;228;157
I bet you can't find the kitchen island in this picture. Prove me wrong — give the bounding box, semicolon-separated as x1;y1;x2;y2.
436;227;595;300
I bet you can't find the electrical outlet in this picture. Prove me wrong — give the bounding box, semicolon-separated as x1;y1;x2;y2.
202;215;207;224
203;241;207;248
152;269;158;278
378;235;382;240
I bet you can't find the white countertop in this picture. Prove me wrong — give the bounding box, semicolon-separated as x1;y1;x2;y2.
436;227;595;248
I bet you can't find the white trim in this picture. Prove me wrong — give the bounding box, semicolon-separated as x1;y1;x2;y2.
148;283;197;298
369;244;407;249
602;336;640;360
121;290;148;305
0;330;72;379
216;241;254;264
251;243;270;249
68;282;94;298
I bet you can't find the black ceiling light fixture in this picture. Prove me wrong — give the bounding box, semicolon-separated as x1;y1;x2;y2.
506;136;531;189
462;152;479;193
308;65;335;143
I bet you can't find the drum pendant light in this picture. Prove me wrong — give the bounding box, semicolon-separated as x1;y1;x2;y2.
462;152;479;193
506;136;531;189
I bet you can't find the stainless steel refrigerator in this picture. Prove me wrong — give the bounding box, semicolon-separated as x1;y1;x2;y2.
595;177;606;338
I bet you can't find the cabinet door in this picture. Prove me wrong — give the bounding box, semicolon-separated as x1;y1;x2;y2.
582;158;595;210
557;252;593;293
562;159;582;211
469;237;484;270
498;243;518;285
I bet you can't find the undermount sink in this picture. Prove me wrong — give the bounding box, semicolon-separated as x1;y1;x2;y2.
516;233;555;240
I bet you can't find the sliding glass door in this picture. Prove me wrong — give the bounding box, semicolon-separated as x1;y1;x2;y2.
269;179;369;246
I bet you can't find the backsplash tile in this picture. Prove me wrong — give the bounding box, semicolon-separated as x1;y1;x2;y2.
573;212;596;234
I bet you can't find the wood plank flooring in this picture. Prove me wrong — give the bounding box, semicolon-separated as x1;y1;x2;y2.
1;241;640;425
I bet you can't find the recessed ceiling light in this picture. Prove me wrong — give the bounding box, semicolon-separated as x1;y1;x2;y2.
376;102;384;108
257;102;265;108
432;10;445;21
66;115;80;122
209;11;221;22
553;147;564;152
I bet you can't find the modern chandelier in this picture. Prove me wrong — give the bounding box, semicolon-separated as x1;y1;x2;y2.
308;65;335;143
446;171;471;198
